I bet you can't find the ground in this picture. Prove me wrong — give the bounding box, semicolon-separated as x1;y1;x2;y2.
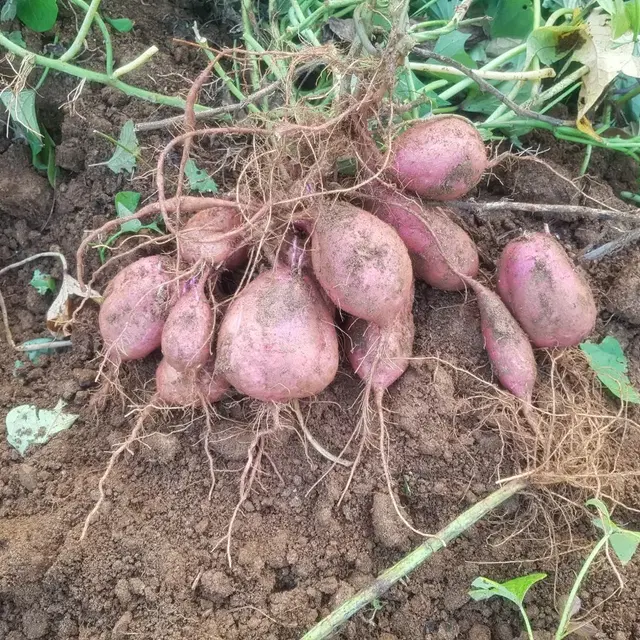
1;2;640;639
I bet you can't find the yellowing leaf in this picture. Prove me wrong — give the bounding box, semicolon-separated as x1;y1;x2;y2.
573;9;640;121
46;273;102;336
576;115;603;139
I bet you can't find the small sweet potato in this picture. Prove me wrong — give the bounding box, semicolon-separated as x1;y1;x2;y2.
161;278;214;372
311;202;413;326
179;205;247;268
464;277;536;401
497;233;597;348
391;116;487;200
99;256;174;361
346;303;415;391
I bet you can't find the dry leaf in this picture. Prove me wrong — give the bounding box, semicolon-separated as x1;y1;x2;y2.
573;9;640;122
46;273;102;336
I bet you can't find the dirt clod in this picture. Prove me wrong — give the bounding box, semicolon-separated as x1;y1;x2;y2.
16;464;38;492
468;623;492;640
200;570;235;602
372;492;412;550
21;610;48;640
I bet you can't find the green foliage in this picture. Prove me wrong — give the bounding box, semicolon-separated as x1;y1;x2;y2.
7;30;25;46
469;573;547;607
105;120;139;174
29;269;56;295
1;89;42;155
527;25;585;66
185;159;219;193
15;0;58;32
489;0;535;39
588;498;640;565
0;0;17;21
98;191;162;263
580;336;640;403
435;30;476;68
104;16;134;32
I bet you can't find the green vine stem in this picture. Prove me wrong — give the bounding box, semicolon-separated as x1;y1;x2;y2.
300;480;526;640
0;31;206;112
59;0;102;62
68;0;114;74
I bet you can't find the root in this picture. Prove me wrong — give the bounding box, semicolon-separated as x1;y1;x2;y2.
375;389;436;538
203;404;217;501
80;399;156;540
291;399;353;467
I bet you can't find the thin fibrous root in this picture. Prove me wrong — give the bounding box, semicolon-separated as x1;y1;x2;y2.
291;399;353;467
375;390;437;539
80;400;156;540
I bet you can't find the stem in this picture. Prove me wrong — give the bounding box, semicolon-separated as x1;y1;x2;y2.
545;7;574;25
112;45;158;78
408;64;554;81
300;480;526;640
519;604;536;640
616;82;640;106
69;0;114;74
0;32;206;111
437;43;527;101
411;16;487;40
59;0;102;62
284;0;361;38
555;536;609;640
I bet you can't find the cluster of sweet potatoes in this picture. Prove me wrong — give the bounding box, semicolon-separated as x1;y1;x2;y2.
97;115;597;412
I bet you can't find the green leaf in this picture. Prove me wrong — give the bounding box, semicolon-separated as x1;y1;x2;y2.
15;0;58;32
469;573;547;607
7;30;25;46
527;25;586;66
20;337;64;363
105;120;138;174
426;0;462;21
580;336;640;403
543;0;586;8
435;30;476;68
612;0;631;37
610;530;640;565
104;16;134;32
29;269;56;295
184;159;219;193
32;125;58;187
0;88;43;157
394;68;437;117
490;0;535;39
1;0;17;21
6;399;78;455
115;190;141;217
626;0;640;39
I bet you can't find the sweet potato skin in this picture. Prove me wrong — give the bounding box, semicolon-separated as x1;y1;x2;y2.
179;206;247;268
311;202;413;326
161;281;214;372
391;116;487;201
99;256;174;361
215;266;340;402
360;183;478;290
497;233;597;348
156;358;229;405
465;277;537;401
346;304;415;391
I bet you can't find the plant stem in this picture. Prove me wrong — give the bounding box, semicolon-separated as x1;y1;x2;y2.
555;536;609;640
0;32;205;111
284;0;361;38
437;43;527;102
69;0;114;74
411;16;487;40
519;604;536;640
408;64;554;81
59;0;102;62
112;45;158;78
300;480;526;640
616;82;640;106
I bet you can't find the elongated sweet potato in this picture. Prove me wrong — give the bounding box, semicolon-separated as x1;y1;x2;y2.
360;183;478;290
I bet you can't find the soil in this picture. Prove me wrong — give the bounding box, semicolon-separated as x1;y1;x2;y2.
2;2;640;640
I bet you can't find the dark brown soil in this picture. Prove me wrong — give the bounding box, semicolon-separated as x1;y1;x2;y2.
2;3;640;640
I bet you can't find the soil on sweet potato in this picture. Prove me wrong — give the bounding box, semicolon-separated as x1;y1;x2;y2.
2;2;640;639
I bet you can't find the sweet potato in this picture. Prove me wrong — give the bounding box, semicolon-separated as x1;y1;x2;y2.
360;183;478;290
391;116;487;200
463;276;536;402
497;233;597;348
178;205;247;268
311;202;413;326
99;256;174;361
161;277;214;372
156;358;229;405
216;265;339;402
346;304;415;391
